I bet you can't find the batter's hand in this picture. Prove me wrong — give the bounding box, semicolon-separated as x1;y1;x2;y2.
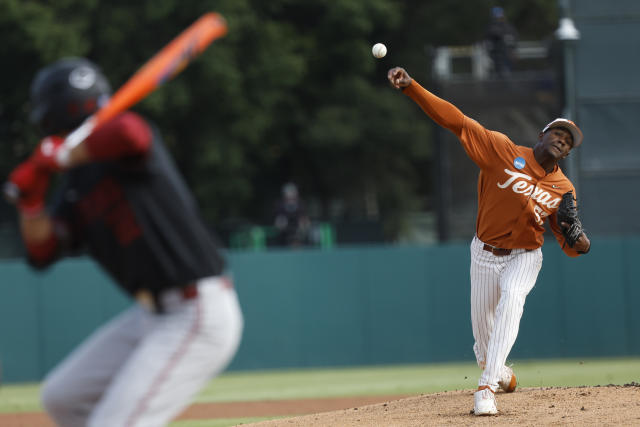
5;160;51;214
30;136;66;172
387;67;412;89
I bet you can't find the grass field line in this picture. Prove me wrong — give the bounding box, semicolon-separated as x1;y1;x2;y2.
1;357;639;415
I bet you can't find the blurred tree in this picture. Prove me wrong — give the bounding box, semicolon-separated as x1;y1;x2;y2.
0;0;559;243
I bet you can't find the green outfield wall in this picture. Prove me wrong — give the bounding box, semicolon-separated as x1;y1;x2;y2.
1;236;638;383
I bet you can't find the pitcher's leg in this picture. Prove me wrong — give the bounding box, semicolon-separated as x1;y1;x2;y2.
88;278;243;427
480;249;542;390
40;306;145;427
470;237;501;370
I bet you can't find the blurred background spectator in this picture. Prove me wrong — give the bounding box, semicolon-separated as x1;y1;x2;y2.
273;182;310;247
484;6;518;78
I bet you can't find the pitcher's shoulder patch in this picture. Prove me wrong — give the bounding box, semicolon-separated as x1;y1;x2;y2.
513;157;526;170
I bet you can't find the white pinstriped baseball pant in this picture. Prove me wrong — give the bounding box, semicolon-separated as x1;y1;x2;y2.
470;235;542;391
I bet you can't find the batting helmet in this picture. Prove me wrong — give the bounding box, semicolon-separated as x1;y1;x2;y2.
29;57;111;135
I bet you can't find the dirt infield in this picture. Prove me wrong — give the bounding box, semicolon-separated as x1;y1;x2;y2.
0;395;406;426
249;384;640;426
1;384;638;426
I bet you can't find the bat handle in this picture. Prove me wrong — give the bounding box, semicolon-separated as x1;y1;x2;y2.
63;118;96;150
54;117;96;167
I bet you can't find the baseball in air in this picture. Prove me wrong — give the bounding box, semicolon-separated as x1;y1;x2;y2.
372;43;387;59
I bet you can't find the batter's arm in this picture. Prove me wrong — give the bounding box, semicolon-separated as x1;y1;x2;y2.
20;213;60;267
34;112;153;172
388;67;464;137
81;112;152;162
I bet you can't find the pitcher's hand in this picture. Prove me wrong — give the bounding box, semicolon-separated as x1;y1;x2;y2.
387;67;412;89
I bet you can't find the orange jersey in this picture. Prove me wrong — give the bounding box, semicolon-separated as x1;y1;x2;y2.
404;80;580;256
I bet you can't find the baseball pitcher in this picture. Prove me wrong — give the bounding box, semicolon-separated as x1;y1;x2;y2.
5;58;243;426
388;67;590;416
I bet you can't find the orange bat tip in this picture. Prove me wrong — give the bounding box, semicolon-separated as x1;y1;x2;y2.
206;12;227;26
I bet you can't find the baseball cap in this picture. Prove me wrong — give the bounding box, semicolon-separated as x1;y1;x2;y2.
542;118;583;147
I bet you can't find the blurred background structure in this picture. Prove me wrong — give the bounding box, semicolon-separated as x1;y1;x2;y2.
0;0;639;383
423;0;640;242
2;1;634;251
0;0;604;252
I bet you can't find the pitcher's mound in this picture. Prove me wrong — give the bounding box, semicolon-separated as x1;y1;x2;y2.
248;383;640;426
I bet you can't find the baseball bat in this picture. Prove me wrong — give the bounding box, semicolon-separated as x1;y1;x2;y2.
64;12;227;149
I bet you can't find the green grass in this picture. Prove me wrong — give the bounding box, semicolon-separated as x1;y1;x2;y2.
192;357;640;403
1;357;638;427
0;383;42;413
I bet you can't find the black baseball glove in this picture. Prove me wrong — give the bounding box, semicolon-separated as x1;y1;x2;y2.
556;190;584;248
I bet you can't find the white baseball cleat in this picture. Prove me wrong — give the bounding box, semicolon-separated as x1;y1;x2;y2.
498;365;517;393
474;386;498;415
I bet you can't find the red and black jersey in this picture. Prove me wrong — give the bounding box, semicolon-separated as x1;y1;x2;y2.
46;112;225;296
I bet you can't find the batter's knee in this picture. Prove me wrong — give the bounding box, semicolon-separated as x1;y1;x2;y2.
41;380;65;419
218;296;244;366
41;377;83;426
